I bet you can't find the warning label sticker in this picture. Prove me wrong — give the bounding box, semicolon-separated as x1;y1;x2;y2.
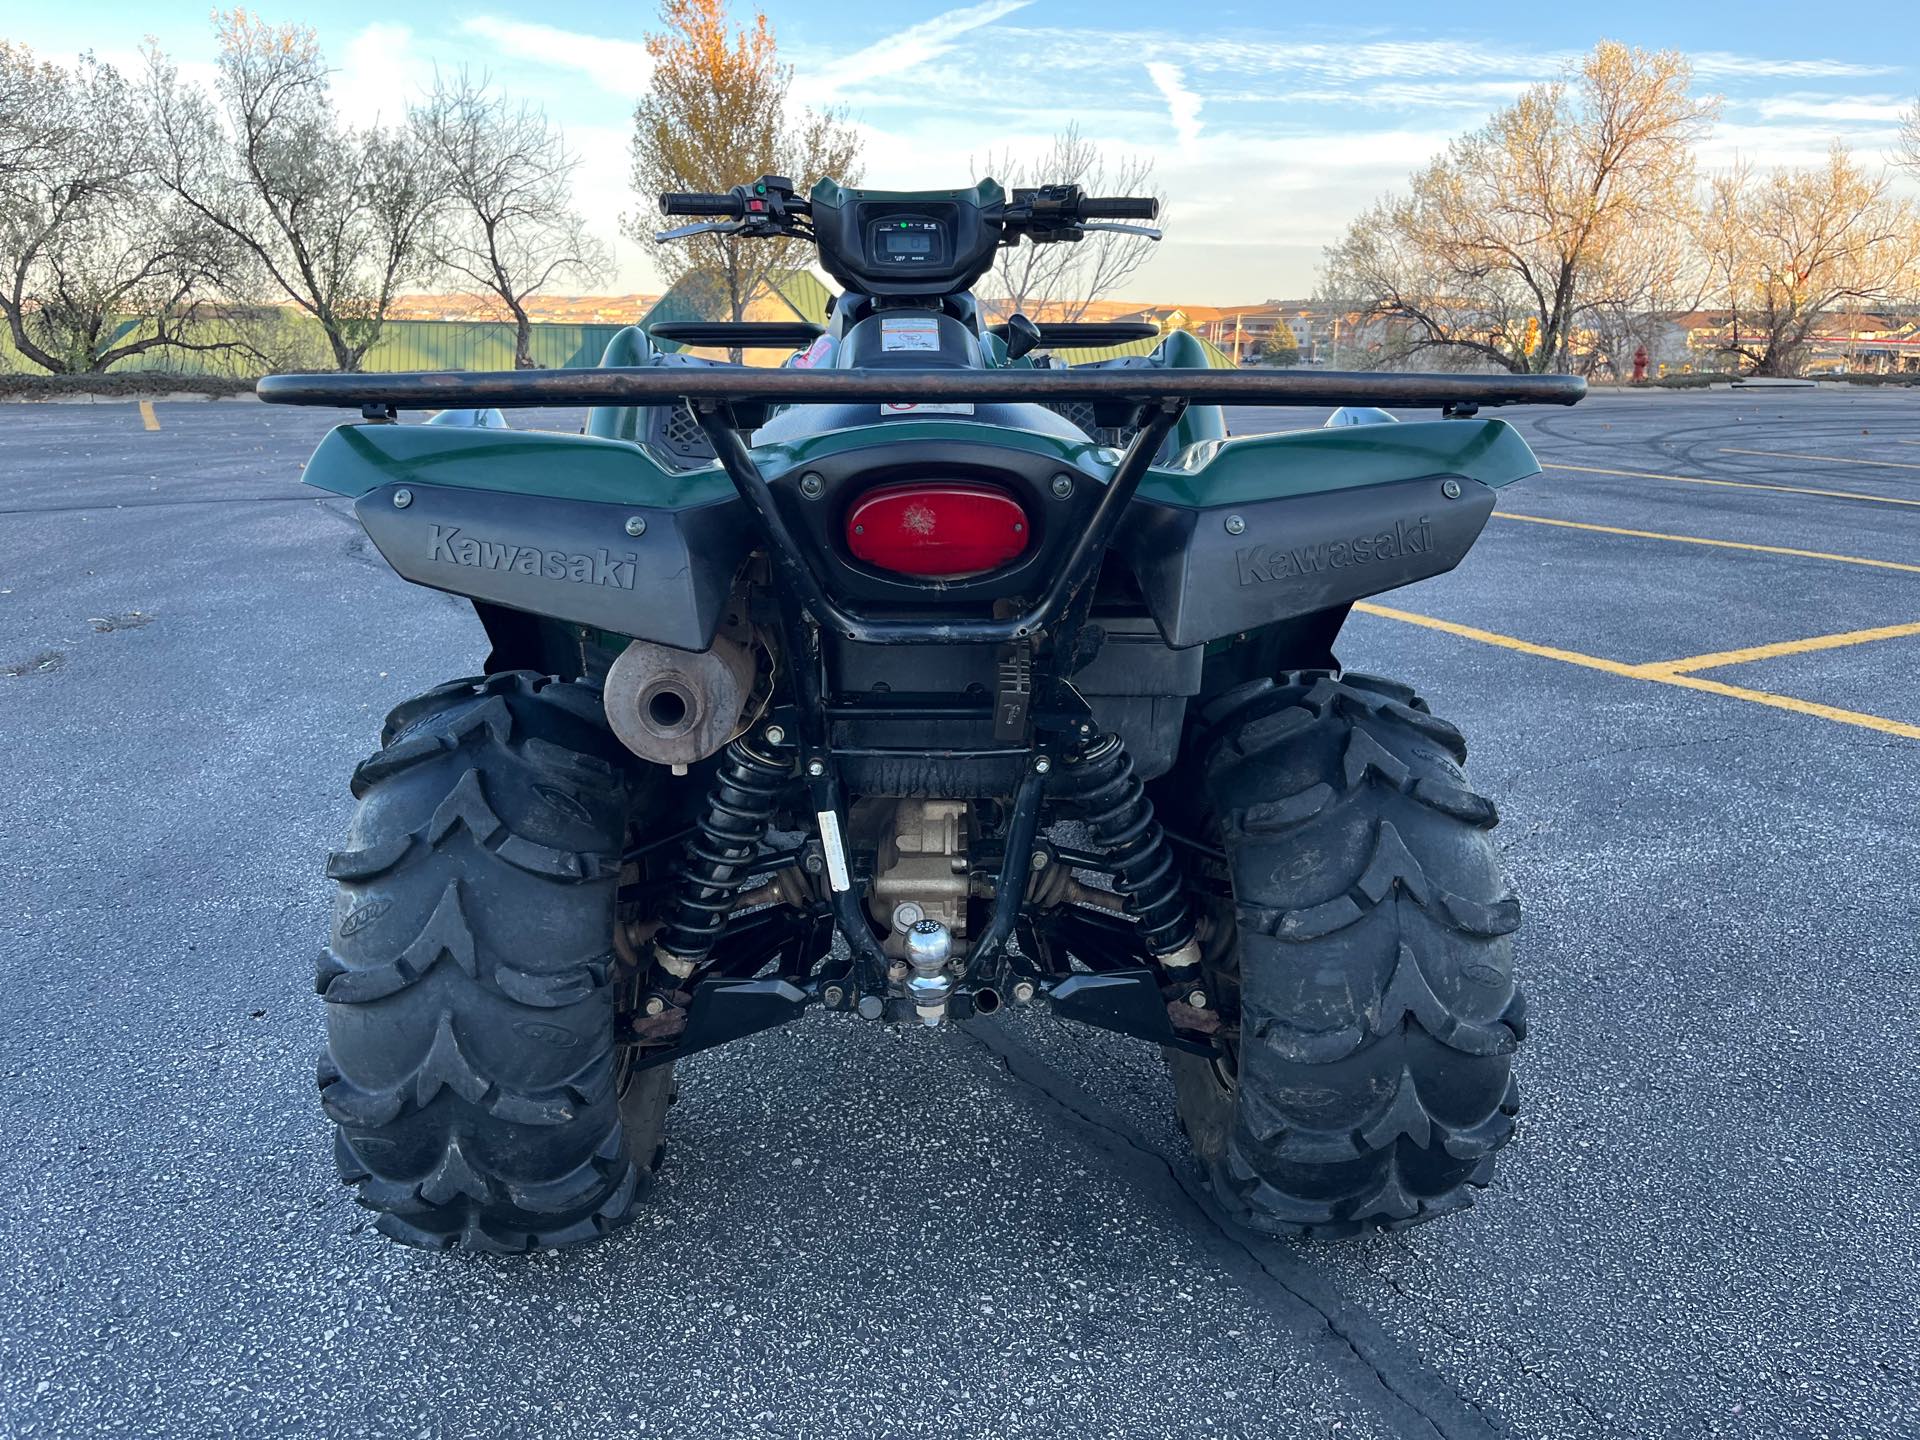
879;317;941;352
881;401;975;417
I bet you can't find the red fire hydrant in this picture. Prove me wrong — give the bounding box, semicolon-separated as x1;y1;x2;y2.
1632;344;1649;384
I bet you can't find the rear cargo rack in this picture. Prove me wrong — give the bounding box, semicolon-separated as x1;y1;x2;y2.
256;365;1585;419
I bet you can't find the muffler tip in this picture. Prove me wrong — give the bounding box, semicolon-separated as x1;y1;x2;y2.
604;635;755;767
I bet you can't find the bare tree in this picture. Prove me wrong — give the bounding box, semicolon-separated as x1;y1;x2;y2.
1578;212;1710;378
1321;192;1535;371
1699;146;1920;376
626;0;860;356
975;126;1161;322
0;44;235;373
415;70;607;369
143;11;442;371
0;41;69;192
1323;41;1719;373
1897;97;1920;179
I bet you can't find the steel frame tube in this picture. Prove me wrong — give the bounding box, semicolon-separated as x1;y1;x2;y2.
256;365;1586;412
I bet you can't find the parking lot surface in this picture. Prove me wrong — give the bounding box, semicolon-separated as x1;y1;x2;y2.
2;388;1917;1439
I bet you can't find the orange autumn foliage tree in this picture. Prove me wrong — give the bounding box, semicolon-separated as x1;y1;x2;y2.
624;0;859;336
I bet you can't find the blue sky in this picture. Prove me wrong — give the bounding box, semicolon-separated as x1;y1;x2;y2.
13;1;1920;302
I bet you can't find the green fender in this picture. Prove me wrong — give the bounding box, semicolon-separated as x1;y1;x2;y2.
1140;417;1542;506
584;326;656;444
300;412;1540;510
297;409;1539;651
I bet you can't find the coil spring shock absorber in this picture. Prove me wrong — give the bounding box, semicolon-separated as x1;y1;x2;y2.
652;733;795;981
1053;734;1201;974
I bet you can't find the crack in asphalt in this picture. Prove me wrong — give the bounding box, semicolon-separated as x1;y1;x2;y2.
1372;1269;1610;1435
956;1019;1502;1440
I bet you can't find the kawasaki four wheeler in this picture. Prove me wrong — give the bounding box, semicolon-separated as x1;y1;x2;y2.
262;176;1583;1253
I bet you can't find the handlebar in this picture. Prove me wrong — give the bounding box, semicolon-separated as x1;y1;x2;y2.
660;192;746;217
663;184;1156;227
1078;196;1158;221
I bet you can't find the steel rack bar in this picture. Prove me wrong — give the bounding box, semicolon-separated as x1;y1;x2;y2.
255;365;1586;413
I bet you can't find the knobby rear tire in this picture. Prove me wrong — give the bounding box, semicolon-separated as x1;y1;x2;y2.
316;671;672;1253
1166;671;1527;1239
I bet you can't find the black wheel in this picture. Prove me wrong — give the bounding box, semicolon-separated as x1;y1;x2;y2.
1165;671;1526;1239
316;671;673;1252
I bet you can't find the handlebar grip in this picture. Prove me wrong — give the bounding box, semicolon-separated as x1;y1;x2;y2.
659;192;745;217
1078;196;1159;221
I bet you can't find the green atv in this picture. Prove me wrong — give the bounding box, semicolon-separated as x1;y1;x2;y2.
262;176;1581;1252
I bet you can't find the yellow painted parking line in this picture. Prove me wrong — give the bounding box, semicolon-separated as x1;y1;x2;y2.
1350;602;1652;678
1649;672;1920;740
1488;511;1920;574
1352;602;1920;741
1645;620;1920;675
139;400;159;431
1539;460;1920;509
1719;446;1920;471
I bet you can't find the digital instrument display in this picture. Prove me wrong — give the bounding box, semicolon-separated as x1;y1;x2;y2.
867;215;947;265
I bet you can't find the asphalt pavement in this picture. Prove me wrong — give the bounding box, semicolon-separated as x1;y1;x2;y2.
2;387;1916;1439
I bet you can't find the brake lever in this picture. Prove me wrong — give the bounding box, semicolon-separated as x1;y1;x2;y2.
655;217;809;243
653;219;748;241
1079;222;1164;241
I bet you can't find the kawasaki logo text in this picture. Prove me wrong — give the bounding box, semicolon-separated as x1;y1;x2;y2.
427;525;638;589
1234;517;1432;587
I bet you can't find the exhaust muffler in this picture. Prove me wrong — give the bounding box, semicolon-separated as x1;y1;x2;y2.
603;634;756;769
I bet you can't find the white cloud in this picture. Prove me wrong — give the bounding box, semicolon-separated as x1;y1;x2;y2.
1696;121;1906;172
1754;96;1910;122
1692;52;1898;79
814;0;1031;98
98;45;222;100
332;22;431;128
458;16;655;97
999;32;1573;81
567;123;657;291
1251;80;1535;110
1147;62;1204;149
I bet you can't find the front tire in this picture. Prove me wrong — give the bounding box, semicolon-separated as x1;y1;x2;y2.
1167;672;1526;1238
316;672;672;1252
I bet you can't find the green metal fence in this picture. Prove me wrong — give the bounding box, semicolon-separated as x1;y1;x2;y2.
0;279;1231;375
365;321;632;371
0;316;638;376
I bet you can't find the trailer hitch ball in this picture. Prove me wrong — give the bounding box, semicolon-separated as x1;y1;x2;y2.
904;919;955;1027
603;634;755;768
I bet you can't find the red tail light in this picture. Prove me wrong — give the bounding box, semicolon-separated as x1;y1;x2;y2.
845;482;1030;578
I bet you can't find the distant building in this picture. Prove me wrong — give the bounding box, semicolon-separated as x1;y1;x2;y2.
1807;313;1920;373
975;297;1154;325
1655;309;1920;375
